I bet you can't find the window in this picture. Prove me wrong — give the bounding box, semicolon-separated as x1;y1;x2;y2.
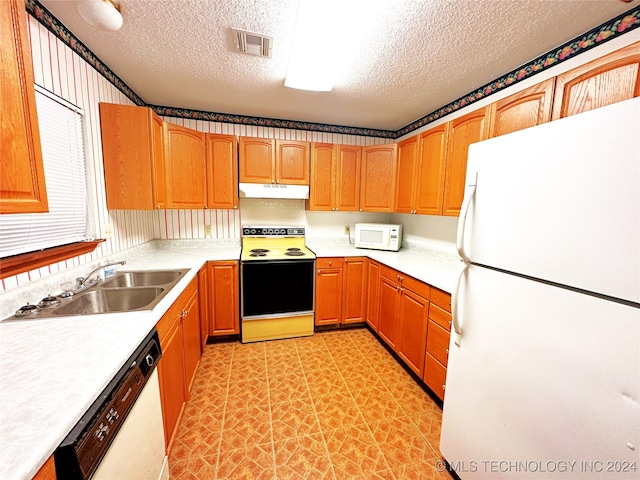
0;86;87;258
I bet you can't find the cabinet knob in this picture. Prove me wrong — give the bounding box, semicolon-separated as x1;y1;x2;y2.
234;205;238;209
335;208;339;211
328;261;332;266
442;384;446;390
445;348;449;354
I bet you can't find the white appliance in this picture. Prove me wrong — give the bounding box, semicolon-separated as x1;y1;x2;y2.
354;223;402;251
441;97;640;479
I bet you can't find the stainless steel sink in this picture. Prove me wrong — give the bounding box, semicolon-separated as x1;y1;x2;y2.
101;269;187;288
3;268;190;321
52;287;166;316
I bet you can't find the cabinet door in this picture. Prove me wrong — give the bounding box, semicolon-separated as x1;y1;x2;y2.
157;319;186;449
335;144;361;211
415;124;448;215
209;261;239;335
239;137;275;183
308;143;335;211
360;144;397;212
315;264;343;326
0;0;48;214
206;134;238;209
343;257;367;324
164;123;206;208
366;260;381;330
150;112;166;209
101;103;157;210
395;135;419;213
275;140;310;184
442;107;490;216
198;265;209;349
378;276;400;348
489;78;555;138
424;353;447;401
426;320;450;367
552;41;640;120
182;287;201;395
397;288;429;377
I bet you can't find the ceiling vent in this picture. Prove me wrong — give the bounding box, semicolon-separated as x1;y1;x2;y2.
231;28;273;58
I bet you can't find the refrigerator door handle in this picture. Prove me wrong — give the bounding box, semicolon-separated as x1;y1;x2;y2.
451;261;468;346
456;172;478;263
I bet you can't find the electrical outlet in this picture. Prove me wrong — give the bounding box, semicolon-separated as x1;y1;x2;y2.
344;226;350;236
204;225;212;236
102;223;113;238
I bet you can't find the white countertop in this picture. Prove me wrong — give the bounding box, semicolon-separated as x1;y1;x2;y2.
307;239;459;294
0;238;457;480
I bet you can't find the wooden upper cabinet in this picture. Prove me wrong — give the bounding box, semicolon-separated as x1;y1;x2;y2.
100;103;165;209
164;123;206;209
308;143;360;211
394;135;419;214
308;143;335;210
206;134;238;209
442;106;491;216
276;140;310;184
552;41;640;120
415;123;449;215
239;137;275;183
335;144;361;211
0;0;48;214
489;78;555;137
360;143;397;212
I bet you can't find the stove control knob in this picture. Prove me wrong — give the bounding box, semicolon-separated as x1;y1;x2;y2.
267;229;273;234
250;229;256;234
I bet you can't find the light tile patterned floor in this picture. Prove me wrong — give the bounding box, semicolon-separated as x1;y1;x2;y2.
168;328;453;480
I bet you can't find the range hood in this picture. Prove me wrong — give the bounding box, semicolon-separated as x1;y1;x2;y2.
239;183;309;199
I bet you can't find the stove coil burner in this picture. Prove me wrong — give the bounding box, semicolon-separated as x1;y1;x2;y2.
38;296;61;308
285;248;305;256
249;248;270;257
15;304;39;318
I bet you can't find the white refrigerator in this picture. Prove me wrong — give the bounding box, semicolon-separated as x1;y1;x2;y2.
440;97;640;479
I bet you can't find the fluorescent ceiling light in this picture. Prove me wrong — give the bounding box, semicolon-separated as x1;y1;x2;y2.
285;0;382;92
76;0;123;31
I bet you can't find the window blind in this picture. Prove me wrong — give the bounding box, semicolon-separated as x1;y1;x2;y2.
0;87;87;258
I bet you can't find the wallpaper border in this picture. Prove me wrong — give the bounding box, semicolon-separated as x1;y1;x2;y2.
27;1;639;139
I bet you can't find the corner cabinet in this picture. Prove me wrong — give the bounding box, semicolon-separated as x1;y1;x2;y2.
360;144;397;212
100;103;166;209
164;123;206;209
206;134;238;209
0;0;48;214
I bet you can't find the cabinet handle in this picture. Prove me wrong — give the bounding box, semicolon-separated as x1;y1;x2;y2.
445;348;449;354
442;384;446;390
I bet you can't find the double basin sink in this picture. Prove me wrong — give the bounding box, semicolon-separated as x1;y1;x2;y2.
25;269;189;319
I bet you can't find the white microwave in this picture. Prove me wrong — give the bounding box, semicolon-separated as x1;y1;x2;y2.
354;223;403;252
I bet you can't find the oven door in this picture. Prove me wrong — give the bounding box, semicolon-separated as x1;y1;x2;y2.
241;259;315;318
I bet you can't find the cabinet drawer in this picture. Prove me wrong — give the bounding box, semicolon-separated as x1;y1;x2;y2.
380;265;430;299
430;288;451;312
424;353;447;401
426;320;450;366
429;303;452;331
316;257;343;269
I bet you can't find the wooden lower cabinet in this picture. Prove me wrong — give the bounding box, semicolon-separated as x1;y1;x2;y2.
343;257;367;324
423;288;452;401
156;276;200;450
315;257;344;326
206;261;240;336
397;286;430;377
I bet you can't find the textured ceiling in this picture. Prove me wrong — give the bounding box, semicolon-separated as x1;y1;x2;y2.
39;0;639;131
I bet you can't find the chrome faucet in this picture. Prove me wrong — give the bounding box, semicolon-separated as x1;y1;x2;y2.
73;260;127;293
